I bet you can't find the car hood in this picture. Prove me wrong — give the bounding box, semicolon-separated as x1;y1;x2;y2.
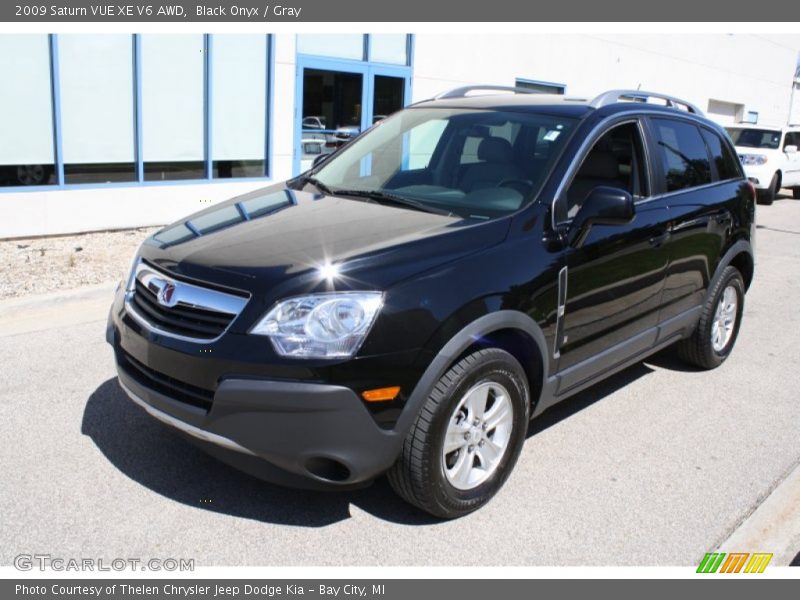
733;145;777;156
138;183;510;299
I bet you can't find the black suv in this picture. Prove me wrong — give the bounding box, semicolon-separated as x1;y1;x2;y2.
107;87;755;518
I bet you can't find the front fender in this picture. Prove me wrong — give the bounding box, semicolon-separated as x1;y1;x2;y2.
394;310;554;439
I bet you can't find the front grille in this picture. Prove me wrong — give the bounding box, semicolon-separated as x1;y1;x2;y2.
118;350;214;412
132;280;233;339
125;261;249;341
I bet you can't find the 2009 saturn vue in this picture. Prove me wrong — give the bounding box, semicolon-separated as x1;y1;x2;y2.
107;87;755;518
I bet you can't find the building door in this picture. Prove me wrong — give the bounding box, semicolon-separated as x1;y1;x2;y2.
294;58;410;174
371;74;406;124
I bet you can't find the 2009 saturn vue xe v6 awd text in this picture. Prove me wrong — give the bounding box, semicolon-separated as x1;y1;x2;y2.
107;87;755;518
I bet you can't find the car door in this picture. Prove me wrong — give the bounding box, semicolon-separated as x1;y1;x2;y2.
553;118;670;393
650;118;744;325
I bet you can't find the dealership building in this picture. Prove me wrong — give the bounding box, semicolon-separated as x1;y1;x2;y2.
2;32;799;238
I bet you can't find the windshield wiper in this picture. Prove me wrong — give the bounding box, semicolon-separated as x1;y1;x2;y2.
332;189;455;217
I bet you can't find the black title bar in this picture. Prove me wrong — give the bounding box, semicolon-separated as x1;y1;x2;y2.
2;0;800;22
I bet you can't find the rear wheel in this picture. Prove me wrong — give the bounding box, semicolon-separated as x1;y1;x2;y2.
677;266;745;370
757;172;780;205
387;348;530;518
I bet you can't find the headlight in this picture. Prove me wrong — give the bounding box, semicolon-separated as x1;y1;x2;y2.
740;154;768;166
250;292;384;358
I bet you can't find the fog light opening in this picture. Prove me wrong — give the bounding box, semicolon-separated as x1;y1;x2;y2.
305;457;351;482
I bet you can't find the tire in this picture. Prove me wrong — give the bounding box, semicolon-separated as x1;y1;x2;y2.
15;164;48;186
677;266;745;370
793;187;800;200
387;348;530;519
757;172;780;205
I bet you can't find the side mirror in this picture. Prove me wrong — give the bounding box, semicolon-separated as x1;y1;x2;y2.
568;186;635;248
784;145;798;154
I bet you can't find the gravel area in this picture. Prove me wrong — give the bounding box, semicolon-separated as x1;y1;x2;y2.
0;227;160;299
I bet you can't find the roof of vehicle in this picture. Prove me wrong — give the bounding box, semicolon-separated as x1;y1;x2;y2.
726;123;798;131
411;87;709;121
412;93;595;117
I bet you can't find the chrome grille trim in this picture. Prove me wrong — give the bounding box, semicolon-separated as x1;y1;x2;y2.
124;259;250;343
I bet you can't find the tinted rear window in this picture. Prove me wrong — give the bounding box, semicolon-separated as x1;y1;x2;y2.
651;118;711;192
701;128;742;181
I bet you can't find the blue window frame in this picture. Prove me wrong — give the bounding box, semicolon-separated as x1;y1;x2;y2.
0;33;275;193
293;34;414;175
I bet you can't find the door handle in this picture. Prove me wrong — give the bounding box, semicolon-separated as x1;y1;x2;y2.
649;231;670;247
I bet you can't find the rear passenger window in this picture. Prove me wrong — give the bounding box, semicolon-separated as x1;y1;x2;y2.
701;128;742;181
651;118;711;192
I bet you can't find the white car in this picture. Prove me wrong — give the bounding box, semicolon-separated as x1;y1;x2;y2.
302;116;327;130
725;124;800;204
299;137;334;172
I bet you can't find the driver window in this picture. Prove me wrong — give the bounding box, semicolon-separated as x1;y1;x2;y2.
563;122;648;221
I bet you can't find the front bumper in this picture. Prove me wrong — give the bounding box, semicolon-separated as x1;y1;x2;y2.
107;285;405;489
742;164;774;189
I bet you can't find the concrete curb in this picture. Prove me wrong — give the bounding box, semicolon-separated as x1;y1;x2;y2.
717;461;800;566
0;282;118;337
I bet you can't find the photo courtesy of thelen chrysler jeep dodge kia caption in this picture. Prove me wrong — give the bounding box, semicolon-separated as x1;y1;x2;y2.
32;4;303;18
15;585;383;597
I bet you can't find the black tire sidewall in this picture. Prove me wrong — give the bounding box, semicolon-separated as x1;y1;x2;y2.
428;351;529;513
757;173;779;205
767;173;780;201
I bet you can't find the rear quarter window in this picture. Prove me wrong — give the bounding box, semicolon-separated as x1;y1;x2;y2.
651;118;711;192
701;128;743;181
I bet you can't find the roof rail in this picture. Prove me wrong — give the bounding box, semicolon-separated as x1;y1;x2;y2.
433;85;539;100
591;89;704;115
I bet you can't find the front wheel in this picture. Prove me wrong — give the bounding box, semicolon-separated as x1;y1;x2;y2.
677;266;745;370
387;348;530;518
793;187;800;200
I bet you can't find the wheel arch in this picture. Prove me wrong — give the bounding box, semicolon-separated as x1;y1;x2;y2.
455;327;545;412
708;240;754;301
728;249;754;291
397;310;551;438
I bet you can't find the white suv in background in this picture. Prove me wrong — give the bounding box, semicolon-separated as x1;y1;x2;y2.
726;124;800;204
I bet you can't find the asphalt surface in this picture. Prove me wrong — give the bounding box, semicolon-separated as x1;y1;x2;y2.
2;193;799;567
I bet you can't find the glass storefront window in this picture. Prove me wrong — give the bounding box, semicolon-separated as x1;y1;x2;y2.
369;34;409;65
140;34;206;181
58;34;136;184
296;34;365;61
211;34;268;178
0;35;56;187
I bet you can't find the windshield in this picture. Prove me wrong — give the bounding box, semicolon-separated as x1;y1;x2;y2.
726;127;781;149
305;107;577;220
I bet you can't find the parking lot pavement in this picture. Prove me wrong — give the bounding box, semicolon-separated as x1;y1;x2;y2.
1;196;799;567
